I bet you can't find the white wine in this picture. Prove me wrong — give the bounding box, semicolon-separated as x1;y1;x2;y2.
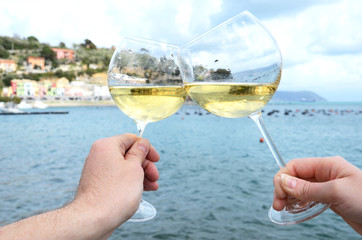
185;82;278;118
110;86;187;122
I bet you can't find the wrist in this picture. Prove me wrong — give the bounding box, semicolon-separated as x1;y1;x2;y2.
55;200;112;240
72;188;139;231
0;200;113;240
69;190;136;238
64;199;114;240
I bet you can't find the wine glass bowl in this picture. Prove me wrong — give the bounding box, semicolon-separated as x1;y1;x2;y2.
179;11;329;225
108;37;187;222
108;37;186;134
180;11;282;118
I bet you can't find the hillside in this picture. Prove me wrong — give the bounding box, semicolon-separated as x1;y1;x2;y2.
271;90;327;102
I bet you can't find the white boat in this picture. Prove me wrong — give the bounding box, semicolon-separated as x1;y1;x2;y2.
0;107;24;113
18;101;33;109
33;101;48;109
0;102;24;113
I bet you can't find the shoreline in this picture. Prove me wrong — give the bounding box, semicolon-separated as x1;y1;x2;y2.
21;100;362;108
45;100;198;108
45;101;116;107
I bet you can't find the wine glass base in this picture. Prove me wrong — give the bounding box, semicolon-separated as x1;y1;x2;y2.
268;202;329;225
127;199;157;223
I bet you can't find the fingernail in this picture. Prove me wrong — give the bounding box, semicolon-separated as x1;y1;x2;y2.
137;139;148;154
281;174;297;189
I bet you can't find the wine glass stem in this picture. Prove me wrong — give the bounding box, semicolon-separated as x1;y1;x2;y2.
136;120;148;137
249;111;286;168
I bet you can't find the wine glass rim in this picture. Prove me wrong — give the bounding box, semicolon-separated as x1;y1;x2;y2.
118;36;179;49
181;10;263;48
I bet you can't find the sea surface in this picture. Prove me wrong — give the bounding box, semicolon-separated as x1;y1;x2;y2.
0;102;361;239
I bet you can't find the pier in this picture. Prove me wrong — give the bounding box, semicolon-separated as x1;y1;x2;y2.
0;111;69;115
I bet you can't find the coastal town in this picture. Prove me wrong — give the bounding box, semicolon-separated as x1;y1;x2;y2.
0;36;114;111
1;73;111;106
0;35;327;113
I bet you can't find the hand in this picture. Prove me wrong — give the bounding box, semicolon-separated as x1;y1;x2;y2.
74;133;160;230
273;156;362;235
0;134;160;240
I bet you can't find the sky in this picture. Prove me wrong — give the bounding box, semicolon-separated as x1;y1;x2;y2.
1;0;362;101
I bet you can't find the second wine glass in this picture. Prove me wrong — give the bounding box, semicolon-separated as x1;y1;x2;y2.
179;11;329;225
108;37;187;222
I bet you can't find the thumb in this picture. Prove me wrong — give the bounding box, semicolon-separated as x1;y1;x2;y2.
281;174;333;204
125;138;150;164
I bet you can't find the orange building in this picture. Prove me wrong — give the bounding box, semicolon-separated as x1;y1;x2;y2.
51;48;75;60
0;59;17;72
28;56;45;70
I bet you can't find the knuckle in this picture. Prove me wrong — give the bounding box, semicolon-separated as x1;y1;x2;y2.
90;138;109;153
300;181;312;200
327;181;339;203
127;147;146;162
126;160;144;177
331;155;345;163
127;150;141;159
273;175;281;187
124;133;137;140
273;176;278;186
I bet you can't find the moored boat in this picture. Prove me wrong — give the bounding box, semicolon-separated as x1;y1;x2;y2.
33;101;48;109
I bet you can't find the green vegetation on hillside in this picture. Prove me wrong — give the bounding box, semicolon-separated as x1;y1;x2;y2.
0;36;114;88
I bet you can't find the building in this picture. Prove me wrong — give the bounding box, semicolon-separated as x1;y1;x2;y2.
0;59;17;72
51;48;75;60
38;79;57;96
94;85;111;100
1;86;13;97
90;72;107;85
8;78;109;101
55;77;69;96
11;79;38;96
28;57;45;70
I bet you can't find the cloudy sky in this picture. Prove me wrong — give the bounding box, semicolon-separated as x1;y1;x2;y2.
1;0;362;101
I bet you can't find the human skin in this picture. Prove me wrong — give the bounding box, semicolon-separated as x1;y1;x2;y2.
273;156;362;235
0;133;160;240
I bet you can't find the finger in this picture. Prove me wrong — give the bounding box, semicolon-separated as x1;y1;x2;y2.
144;178;159;191
273;175;288;199
110;133;138;155
274;167;290;178
147;145;160;163
143;160;159;182
280;174;334;203
273;193;287;211
286;156;345;181
124;138;150;164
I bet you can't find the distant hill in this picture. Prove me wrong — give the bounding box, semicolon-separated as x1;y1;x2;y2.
271;90;327;102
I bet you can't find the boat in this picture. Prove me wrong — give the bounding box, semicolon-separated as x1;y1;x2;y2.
0;102;24;113
18;101;33;109
33;101;48;109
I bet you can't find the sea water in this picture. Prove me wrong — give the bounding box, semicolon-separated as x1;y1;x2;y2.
0;103;361;239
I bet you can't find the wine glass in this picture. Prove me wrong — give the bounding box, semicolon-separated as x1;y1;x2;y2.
179;11;329;225
108;36;187;222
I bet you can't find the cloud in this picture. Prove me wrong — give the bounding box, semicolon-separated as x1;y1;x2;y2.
306;2;362;56
0;0;118;47
279;53;362;101
0;0;220;47
103;0;223;45
257;0;362;101
261;0;362;59
1;0;362;100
